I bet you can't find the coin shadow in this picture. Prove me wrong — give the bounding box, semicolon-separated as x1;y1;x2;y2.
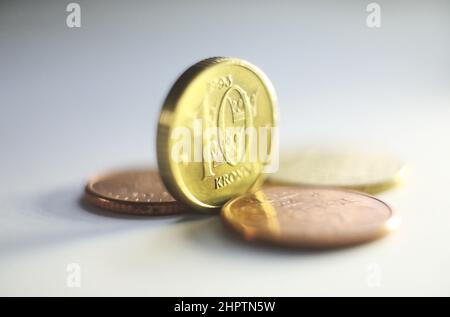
2;185;209;252
34;185;190;222
183;216;368;257
35;186;382;256
79;197;211;221
79;196;184;220
186;216;343;256
33;185;117;222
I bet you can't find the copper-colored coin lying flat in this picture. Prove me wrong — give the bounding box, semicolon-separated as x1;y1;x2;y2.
84;169;189;215
222;186;399;248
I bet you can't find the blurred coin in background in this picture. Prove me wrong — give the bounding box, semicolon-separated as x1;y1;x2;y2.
268;146;405;194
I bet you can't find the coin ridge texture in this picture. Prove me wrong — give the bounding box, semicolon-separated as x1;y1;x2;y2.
84;169;188;215
222;186;396;248
157;57;277;212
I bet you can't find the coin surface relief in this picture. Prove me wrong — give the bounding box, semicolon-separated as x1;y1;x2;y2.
157;57;277;212
85;169;188;215
222;186;397;248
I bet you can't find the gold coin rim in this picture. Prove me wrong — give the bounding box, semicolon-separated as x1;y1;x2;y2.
157;57;278;212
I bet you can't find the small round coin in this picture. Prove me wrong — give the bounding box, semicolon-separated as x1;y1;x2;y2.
222;186;398;248
157;57;277;212
268;146;405;194
84;169;189;215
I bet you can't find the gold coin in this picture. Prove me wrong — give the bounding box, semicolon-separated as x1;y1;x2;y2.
268;146;405;194
222;186;399;248
157;57;278;212
84;169;189;215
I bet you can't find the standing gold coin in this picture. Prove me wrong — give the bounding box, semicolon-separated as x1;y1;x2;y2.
84;169;189;215
157;57;278;212
222;186;398;248
268;146;405;194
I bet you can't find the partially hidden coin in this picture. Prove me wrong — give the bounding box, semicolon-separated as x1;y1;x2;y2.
268;146;405;194
222;186;399;248
84;169;189;215
157;57;278;212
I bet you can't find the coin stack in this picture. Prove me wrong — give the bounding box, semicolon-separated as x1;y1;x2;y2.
85;57;403;249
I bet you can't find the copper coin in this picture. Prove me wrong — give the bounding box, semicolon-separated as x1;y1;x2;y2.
84;169;189;215
222;186;398;248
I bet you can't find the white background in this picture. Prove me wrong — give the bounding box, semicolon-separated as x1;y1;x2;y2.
0;0;449;296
